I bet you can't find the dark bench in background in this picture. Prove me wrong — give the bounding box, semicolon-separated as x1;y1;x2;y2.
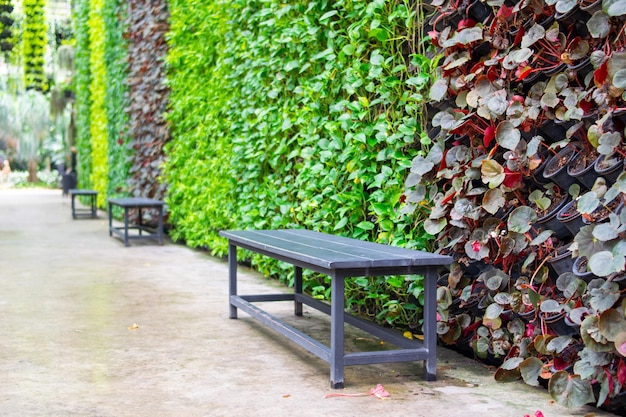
69;189;98;219
107;198;164;247
219;229;452;389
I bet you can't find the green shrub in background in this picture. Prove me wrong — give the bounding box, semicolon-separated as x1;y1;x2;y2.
165;0;437;329
22;0;47;92
103;0;131;200
73;0;93;190
87;0;108;206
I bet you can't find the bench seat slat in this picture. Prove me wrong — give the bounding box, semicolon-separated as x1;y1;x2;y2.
219;229;451;270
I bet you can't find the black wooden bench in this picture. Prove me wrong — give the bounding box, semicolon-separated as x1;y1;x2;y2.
107;198;165;247
219;229;452;389
69;189;98;219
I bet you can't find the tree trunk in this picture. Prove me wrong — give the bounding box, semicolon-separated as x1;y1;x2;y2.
28;159;38;182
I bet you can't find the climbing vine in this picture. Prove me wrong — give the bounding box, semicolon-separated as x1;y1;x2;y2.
22;0;46;91
88;0;108;206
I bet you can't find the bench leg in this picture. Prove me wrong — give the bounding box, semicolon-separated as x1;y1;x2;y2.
423;267;437;381
123;207;130;247
294;266;303;316
71;194;76;219
91;195;97;218
329;272;345;389
228;243;238;319
157;205;164;245
108;203;113;236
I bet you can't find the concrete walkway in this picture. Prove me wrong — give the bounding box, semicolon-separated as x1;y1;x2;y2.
0;188;617;417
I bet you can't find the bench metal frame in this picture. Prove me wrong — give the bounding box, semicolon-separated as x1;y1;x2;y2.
107;198;164;247
69;189;98;219
220;229;452;389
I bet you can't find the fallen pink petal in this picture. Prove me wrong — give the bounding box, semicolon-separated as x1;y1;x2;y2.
324;384;390;399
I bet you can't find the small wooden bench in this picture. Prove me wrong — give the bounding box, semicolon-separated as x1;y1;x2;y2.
219;229;452;389
107;198;165;247
69;189;98;219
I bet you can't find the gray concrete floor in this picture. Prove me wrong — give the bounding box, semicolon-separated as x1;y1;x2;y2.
0;188;618;417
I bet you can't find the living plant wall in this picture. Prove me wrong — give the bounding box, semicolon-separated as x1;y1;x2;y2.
73;0;92;189
73;0;170;202
22;0;47;91
102;0;131;199
87;0;108;206
165;0;437;325
405;0;626;409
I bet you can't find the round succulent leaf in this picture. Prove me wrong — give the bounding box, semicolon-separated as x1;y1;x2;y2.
530;230;554;246
569;39;590;60
556;0;578;13
592;222;619;241
410;155;435;175
534;334;555;355
548;371;596;408
614;332;626;356
540;298;563;313
521;24;545;48
482;188;506;214
495;121;521;150
598;308;626;341
440;320;462;344
603;0;626;16
424;218;447;235
487;94;508;115
404;172;422;188
519;357;544;386
574;225;608;259
481;159;505;188
485;302;504;320
465;239;490;260
589;250;623;277
406;186;427;203
541;91;559;108
577;191;600;214
568;307;590;325
613;69;626;88
429;78;448;101
500;357;524;371
588;278;620;312
508;206;537;233
494;292;512;305
557;272;585;299
547;335;574;353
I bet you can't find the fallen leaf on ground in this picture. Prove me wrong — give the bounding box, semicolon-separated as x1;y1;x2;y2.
128;323;139;330
324;384;390;399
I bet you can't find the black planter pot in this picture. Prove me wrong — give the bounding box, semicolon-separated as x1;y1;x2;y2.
580;0;602;14
556;199;585;236
465;0;493;23
547;247;574;277
594;154;624;186
541;311;579;337
543;146;582;191
539;120;566;142
535;196;572;240
567;57;594;84
572;256;598;282
567;151;599;190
